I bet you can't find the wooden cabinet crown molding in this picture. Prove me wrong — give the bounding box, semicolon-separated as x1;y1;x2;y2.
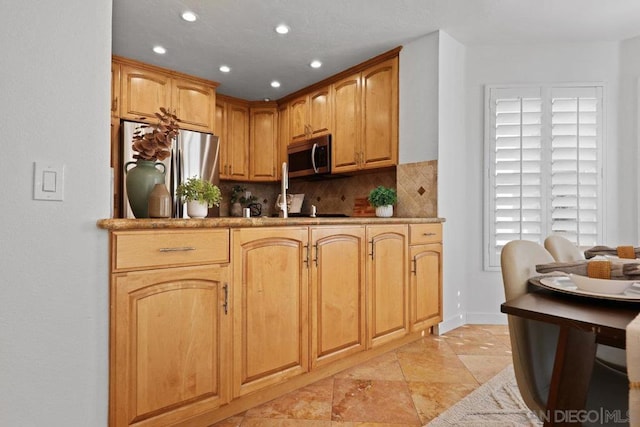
276;46;401;105
112;55;219;89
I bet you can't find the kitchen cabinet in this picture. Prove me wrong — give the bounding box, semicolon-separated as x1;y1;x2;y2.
278;103;289;179
366;224;409;348
109;229;231;427
116;57;217;133
111;62;120;118
331;57;398;173
331;73;361;171
309;226;366;368
110;117;121;218
409;224;443;331
249;105;279;181
217;95;249;180
289;86;331;144
232;227;309;397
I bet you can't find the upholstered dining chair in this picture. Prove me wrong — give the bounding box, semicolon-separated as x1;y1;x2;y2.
501;240;558;413
544;234;584;262
544;235;627;373
627;313;640;427
501;240;629;425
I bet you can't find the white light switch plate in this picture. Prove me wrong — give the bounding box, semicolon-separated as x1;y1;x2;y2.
34;161;64;201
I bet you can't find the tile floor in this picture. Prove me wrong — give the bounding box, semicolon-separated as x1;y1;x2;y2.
212;324;512;426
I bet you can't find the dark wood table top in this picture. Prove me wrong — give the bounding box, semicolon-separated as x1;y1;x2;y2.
501;277;640;348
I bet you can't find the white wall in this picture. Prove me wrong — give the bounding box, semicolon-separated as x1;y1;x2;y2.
0;1;111;425
463;42;624;322
436;31;468;332
619;36;640;243
399;32;439;162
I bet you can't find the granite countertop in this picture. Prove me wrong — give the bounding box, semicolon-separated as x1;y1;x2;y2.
96;216;445;230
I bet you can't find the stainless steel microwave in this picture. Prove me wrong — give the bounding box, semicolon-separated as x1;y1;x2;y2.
287;134;331;178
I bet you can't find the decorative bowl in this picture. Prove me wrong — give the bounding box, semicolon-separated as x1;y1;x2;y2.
569;274;636;295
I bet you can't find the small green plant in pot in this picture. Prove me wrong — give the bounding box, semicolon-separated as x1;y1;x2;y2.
176;176;222;218
368;186;397;217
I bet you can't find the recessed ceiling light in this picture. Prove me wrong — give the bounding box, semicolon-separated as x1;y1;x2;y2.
181;11;197;22
219;65;231;73
275;24;289;35
271;81;281;88
153;46;166;55
264;98;271;102
310;60;322;69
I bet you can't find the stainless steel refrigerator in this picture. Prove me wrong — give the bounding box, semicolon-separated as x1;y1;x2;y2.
121;121;220;218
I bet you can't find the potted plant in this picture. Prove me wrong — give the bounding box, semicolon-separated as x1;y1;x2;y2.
368;186;398;217
229;185;257;217
176;176;222;218
124;107;180;218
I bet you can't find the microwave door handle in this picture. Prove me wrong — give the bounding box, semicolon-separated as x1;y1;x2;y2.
311;143;319;173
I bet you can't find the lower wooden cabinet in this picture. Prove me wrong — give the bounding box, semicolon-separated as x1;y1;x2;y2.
408;223;443;332
111;264;230;427
105;221;442;427
366;225;409;348
232;227;310;397
310;226;366;368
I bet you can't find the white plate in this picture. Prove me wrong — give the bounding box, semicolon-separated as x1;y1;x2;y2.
569;273;636;294
536;276;640;301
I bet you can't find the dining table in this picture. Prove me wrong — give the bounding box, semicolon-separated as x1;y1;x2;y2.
500;277;639;426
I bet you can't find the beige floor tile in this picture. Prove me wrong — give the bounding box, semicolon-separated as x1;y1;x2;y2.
334;352;405;381
331;379;420;425
457;354;514;383
407;381;478;424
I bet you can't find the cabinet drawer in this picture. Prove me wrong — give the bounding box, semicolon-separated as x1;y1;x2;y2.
409;224;442;245
112;229;229;271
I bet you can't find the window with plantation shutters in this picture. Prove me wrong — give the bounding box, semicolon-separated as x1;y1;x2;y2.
484;85;604;270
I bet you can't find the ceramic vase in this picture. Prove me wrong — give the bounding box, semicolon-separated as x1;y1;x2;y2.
187;201;208;218
124;160;166;218
375;205;393;218
147;183;172;218
230;202;242;217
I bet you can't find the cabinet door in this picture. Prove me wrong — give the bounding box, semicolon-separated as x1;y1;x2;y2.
111;62;121;118
289;96;309;143
215;100;229;179
410;243;443;332
331;74;361;172
120;65;172;123
250;107;278;181
309;87;331;137
366;225;409;348
111;265;230;427
278;104;289;180
227;103;249;180
232;227;309;397
172;77;215;133
361;57;398;169
310;226;366;368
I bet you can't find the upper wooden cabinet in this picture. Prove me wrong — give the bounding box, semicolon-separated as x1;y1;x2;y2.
289;86;331;144
217;96;249;181
331;73;361;171
114;57;218;133
331;57;398;173
250;105;279;181
111;62;120;118
277;103;289;180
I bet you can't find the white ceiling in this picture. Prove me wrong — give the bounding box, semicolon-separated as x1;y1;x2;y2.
112;0;640;101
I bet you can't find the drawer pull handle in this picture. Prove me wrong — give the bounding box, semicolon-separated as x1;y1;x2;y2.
159;246;196;252
422;232;436;236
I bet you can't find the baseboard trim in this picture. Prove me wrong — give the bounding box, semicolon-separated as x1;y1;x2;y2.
465;312;507;325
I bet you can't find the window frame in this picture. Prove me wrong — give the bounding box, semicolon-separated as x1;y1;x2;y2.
483;83;606;271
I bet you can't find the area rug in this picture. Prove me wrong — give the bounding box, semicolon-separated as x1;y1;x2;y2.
427;365;542;426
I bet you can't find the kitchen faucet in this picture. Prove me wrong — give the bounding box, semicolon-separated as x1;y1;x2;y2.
278;162;288;218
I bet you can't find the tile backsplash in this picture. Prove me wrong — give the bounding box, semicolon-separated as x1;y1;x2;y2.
396;160;437;218
219;159;437;218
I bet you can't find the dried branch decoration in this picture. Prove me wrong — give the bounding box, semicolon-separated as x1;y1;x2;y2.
131;107;180;161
